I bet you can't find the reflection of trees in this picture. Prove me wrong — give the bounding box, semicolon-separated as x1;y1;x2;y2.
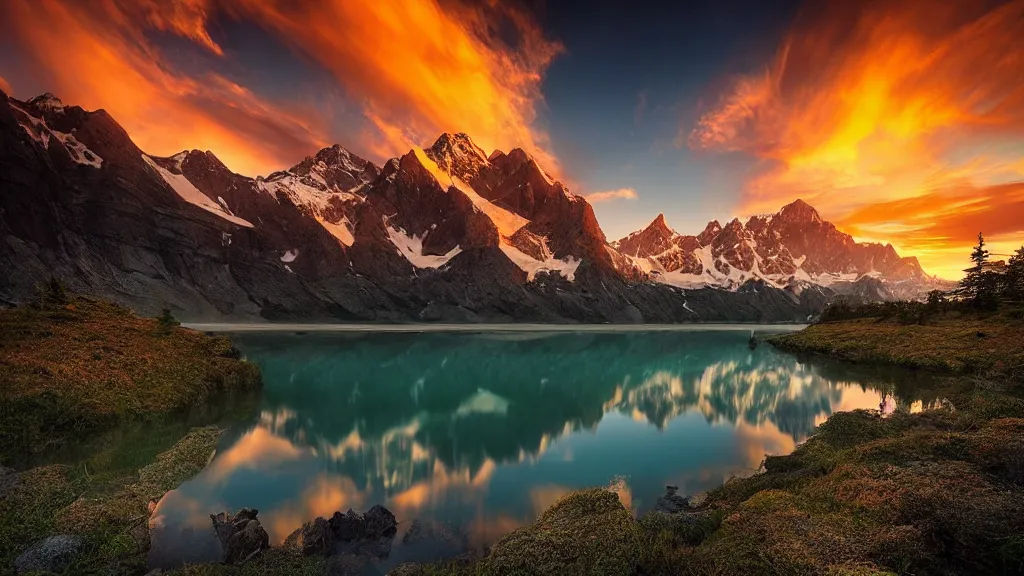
231;331;938;499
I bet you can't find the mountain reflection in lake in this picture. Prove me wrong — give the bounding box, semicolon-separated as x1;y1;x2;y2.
149;329;930;570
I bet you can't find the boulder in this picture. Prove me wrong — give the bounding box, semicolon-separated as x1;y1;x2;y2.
210;508;269;564
286;516;335;556
364;505;397;538
653;484;691;514
330;509;366;541
13;535;85;574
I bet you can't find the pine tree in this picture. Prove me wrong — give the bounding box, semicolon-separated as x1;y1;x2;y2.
1006;245;1024;301
960;233;998;308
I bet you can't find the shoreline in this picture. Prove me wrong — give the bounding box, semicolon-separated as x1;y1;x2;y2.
185;322;808;333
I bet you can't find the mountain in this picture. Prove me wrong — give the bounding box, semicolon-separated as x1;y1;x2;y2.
614;200;950;300
0;91;837;322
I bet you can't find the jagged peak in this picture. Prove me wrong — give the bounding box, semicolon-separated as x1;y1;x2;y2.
505;147;531;165
778;198;823;223
647;213;674;236
429;132;489;164
28;92;65;112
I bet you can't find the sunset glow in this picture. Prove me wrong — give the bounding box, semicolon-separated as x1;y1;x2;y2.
3;0;1021;277
690;0;1024;278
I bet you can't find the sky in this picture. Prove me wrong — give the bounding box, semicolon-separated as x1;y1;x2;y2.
1;0;1022;279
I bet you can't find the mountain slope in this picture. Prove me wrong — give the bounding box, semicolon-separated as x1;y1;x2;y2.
0;91;830;322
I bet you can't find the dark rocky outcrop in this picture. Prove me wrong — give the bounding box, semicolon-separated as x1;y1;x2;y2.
286;506;398;558
210;508;270;564
284;516;335;556
653;485;691;514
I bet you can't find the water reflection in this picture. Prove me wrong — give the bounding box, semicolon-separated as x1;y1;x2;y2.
150;330;938;570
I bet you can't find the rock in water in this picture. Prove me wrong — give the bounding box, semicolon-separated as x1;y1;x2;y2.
364;505;398;538
14;535;85;574
330;509;367;541
285;516;335;556
653;485;691;514
210;508;269;564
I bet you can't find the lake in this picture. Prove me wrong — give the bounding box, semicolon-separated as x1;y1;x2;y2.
147;327;936;570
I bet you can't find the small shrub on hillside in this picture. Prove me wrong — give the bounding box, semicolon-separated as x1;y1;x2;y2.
31;277;70;308
156;308;180;336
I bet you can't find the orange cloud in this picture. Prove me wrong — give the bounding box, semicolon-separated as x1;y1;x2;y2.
6;0;331;176
0;75;12;96
585;188;639;203
124;0;224;55
226;0;563;172
690;0;1024;279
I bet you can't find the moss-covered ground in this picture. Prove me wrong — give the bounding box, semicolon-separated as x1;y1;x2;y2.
0;295;262;574
766;308;1024;378
0;296;261;464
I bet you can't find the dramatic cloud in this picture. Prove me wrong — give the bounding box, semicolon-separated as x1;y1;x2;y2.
0;75;12;96
5;0;333;176
5;0;564;177
689;0;1024;278
224;0;563;173
585;188;639;203
121;0;224;55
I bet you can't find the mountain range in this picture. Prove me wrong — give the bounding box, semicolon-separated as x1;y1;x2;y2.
0;91;947;323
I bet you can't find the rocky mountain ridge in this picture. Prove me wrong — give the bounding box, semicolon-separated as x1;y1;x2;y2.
0;91;893;322
614;200;949;300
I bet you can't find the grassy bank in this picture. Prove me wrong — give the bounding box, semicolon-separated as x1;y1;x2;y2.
0;426;223;574
0;296;261;464
766;309;1024;377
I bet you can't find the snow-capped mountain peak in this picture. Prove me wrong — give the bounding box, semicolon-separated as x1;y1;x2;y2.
616;201;945;298
777;198;823;224
27;93;66;113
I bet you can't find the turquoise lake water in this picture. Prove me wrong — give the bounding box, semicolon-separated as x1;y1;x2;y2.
148;328;937;570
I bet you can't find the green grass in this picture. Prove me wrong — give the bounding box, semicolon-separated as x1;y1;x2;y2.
767;311;1024;378
0;296;261;464
0;427;223;575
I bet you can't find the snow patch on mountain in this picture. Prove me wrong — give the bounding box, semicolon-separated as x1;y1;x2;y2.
53;131;103;168
11;104;103;168
316;215;355;247
410;147;528;237
500;242;581;282
386;224;462;269
142;155;254;228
